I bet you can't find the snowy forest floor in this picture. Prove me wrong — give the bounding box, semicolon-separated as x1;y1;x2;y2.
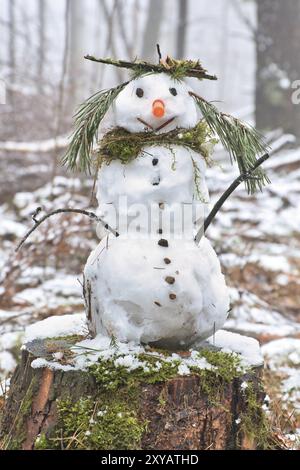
0;132;299;448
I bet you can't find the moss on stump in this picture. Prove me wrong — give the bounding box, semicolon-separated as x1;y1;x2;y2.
0;347;273;450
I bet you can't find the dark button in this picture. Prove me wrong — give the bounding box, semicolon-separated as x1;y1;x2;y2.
157;228;163;234
164;258;171;264
158;239;168;247
152;158;159;166
169;293;177;300
165;276;175;285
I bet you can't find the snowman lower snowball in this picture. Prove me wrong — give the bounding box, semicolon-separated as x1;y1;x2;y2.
85;237;228;348
64;53;269;348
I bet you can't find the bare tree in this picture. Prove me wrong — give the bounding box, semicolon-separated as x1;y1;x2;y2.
141;0;165;61
67;0;86;103
176;0;188;59
255;0;300;137
116;1;134;58
231;0;256;37
37;0;46;91
51;0;70;181
8;0;16;83
218;0;230;101
97;0;124;85
132;0;140;57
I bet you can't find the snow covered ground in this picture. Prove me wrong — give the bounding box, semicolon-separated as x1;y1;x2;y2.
0;131;299;444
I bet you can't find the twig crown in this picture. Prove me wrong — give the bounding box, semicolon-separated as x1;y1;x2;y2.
84;55;218;81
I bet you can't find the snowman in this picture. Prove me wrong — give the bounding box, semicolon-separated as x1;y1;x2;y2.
64;54;269;348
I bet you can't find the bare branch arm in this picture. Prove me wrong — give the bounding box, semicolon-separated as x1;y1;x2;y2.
16;208;119;252
195;153;270;244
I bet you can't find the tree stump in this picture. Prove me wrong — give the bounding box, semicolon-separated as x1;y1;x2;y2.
0;327;270;451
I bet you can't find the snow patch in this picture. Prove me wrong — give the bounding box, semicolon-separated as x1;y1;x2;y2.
206;330;263;367
262;338;300;364
0;218;26;237
0;351;17;373
24;313;87;343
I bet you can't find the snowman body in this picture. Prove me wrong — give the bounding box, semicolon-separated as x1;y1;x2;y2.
84;73;229;347
96;144;209;237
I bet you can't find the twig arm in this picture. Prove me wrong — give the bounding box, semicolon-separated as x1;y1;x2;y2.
195;152;270;245
16;208;119;252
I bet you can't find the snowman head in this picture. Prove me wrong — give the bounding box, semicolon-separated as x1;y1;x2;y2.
112;73;199;133
64;53;269;195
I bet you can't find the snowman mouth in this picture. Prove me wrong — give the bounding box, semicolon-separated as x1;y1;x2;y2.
137;116;176;132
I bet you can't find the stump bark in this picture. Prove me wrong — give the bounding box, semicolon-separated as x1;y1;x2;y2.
0;349;266;450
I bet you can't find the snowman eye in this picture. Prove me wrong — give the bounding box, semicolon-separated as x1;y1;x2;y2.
136;88;144;98
169;87;177;96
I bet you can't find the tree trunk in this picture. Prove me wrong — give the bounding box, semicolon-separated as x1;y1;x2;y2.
255;0;300;137
176;0;188;59
37;0;46;92
141;0;165;61
67;0;86;104
1;348;268;450
8;0;16;84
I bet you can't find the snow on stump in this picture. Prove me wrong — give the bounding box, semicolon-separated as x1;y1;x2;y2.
0;314;271;450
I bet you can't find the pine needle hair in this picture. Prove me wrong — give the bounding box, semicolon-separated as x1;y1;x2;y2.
63;51;270;194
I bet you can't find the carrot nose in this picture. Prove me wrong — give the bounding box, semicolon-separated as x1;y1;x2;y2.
152;99;165;118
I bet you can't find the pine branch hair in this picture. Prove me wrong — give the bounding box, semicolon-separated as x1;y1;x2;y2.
189;92;270;193
62;83;128;172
